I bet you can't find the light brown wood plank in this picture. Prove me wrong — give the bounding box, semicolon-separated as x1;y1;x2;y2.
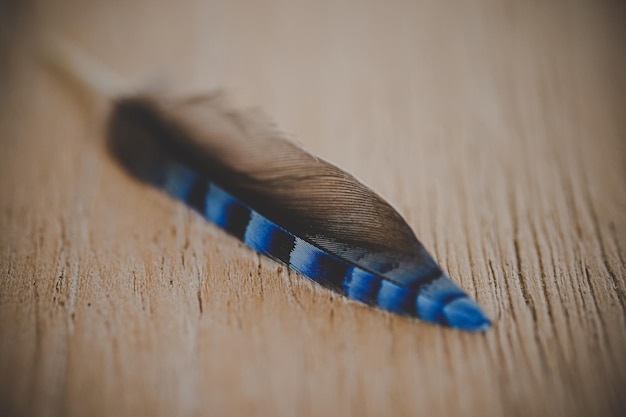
1;1;625;416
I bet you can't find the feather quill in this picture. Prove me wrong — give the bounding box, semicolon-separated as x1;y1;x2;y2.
45;40;491;332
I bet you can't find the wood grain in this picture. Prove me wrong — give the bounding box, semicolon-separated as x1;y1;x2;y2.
1;1;625;416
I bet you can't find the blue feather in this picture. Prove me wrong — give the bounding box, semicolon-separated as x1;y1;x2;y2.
107;96;491;332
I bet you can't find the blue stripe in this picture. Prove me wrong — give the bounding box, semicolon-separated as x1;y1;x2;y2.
244;212;275;252
244;212;295;263
442;297;490;330
377;280;416;315
204;184;233;227
161;162;198;200
343;267;382;303
204;183;250;239
415;274;465;322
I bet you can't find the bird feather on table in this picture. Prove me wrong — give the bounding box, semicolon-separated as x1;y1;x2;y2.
45;39;491;332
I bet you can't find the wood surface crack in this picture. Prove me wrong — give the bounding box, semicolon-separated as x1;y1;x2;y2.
544;224;577;360
513;238;536;322
196;289;203;314
608;221;625;267
497;254;518;322
196;265;204;315
284;269;309;321
255;253;265;301
462;210;479;298
487;260;502;320
581;262;618;366
529;220;554;325
509;190;537;321
580;170;626;314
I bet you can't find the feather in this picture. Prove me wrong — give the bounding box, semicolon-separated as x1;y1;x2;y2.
46;41;491;332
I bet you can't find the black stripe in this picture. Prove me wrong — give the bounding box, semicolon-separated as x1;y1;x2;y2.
440;293;466;305
266;227;296;264
223;202;251;240
187;178;209;213
433;293;466;325
394;284;418;316
410;267;443;291
365;275;384;304
313;253;350;293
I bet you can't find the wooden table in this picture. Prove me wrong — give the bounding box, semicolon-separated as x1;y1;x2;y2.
1;1;625;416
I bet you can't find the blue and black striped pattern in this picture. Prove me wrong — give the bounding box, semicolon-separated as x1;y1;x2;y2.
158;162;491;331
